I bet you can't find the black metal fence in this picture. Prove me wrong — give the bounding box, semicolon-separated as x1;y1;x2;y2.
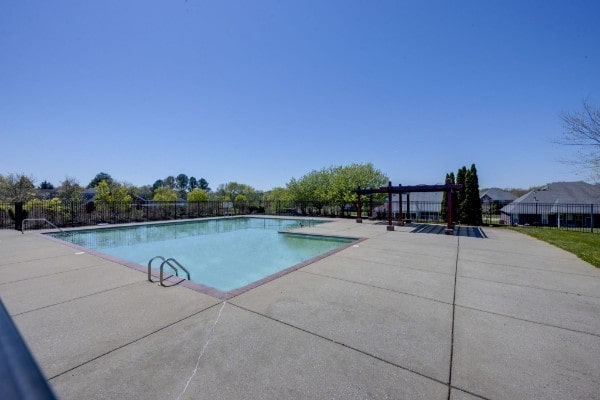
2;200;598;233
0;202;16;229
499;202;599;232
369;200;444;223
1;200;359;231
1;199;450;231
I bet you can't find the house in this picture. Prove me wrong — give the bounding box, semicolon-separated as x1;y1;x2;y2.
82;188;97;203
500;181;600;227
480;188;516;207
35;188;58;200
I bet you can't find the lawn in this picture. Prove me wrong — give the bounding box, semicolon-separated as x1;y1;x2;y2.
509;227;600;268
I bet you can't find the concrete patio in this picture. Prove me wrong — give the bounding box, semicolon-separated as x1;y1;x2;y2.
0;219;599;399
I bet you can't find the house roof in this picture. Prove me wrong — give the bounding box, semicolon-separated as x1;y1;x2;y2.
480;188;516;202
35;188;58;199
501;182;600;214
514;182;600;204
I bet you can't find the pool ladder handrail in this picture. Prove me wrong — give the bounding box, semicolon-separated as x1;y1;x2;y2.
21;218;65;234
147;256;191;286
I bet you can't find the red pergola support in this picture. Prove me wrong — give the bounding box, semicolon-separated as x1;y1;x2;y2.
406;192;411;223
445;187;454;234
395;185;403;226
387;181;394;231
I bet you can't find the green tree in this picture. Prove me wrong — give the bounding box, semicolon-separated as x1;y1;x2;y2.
152;179;164;191
286;163;388;215
87;172;113;189
153;186;177;202
462;164;483;226
25;197;63;215
94;180;133;205
0;173;36;202
39;180;54;189
287;168;332;213
188;177;198;191
176;174;189;194
216;182;256;202
329;163;388;215
187;188;208;202
198;178;210;192
57;177;83;203
163;176;176;189
264;187;292;203
456;166;467;222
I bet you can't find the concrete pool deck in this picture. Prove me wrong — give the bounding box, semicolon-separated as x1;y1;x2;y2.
1;219;599;399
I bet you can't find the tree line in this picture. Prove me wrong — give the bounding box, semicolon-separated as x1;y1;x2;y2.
0;163;388;212
2;163;491;225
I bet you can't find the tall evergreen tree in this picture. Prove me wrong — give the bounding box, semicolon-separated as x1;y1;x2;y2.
39;180;54;189
449;172;458;223
87;172;113;189
464;164;483;225
456;166;467;222
198;178;210;192
188;176;198;191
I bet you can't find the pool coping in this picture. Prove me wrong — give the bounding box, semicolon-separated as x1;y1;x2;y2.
38;217;366;300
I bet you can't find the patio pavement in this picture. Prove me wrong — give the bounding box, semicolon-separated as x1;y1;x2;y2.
0;219;599;399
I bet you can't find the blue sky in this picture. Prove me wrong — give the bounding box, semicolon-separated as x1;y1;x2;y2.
1;0;599;191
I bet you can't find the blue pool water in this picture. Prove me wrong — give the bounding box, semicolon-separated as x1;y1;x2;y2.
48;218;353;292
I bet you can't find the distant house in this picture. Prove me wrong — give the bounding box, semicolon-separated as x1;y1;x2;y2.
500;181;600;227
480;188;516;206
35;188;58;200
82;188;97;203
480;188;516;215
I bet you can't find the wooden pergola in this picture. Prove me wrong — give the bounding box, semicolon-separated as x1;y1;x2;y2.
356;181;463;234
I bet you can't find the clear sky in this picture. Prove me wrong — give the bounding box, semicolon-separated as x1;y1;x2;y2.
2;0;599;191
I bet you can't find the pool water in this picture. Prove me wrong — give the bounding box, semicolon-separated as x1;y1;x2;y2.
49;218;354;292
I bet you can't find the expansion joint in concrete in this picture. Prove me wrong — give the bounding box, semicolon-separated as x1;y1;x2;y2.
447;234;460;400
229;302;449;387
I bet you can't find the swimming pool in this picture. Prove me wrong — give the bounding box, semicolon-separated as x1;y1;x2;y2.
48;217;355;294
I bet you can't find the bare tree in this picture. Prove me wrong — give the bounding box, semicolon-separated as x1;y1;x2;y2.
0;173;36;202
57;176;84;203
560;100;600;180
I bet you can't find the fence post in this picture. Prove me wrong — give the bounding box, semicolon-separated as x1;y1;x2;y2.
591;204;594;234
14;202;23;231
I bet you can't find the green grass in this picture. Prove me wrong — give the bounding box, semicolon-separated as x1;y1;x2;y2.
509;227;600;268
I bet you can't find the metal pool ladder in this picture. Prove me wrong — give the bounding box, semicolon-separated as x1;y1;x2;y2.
21;218;65;234
147;256;191;286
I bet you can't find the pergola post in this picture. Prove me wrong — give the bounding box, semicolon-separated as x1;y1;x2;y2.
369;195;373;220
356;189;362;223
397;185;403;226
406;192;411;223
445;188;454;235
387;181;394;231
